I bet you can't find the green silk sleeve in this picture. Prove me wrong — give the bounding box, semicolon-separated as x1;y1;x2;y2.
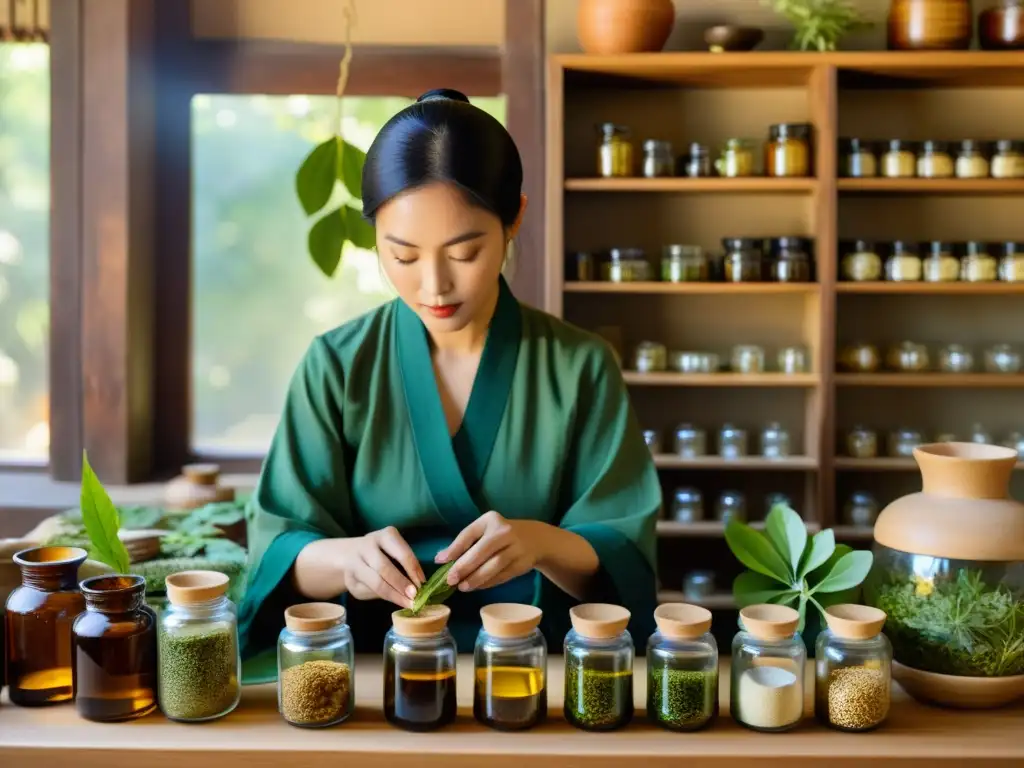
238;336;352;667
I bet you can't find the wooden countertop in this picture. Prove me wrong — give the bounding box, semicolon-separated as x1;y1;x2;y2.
2;655;1023;767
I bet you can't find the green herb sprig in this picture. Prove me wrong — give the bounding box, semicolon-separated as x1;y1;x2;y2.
79;451;132;574
401;560;457;616
763;0;872;51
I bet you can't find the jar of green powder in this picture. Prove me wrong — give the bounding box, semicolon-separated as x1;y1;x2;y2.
646;603;718;731
157;570;241;722
563;603;634;731
278;602;354;728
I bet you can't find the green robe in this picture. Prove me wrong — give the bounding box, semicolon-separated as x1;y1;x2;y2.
239;277;661;681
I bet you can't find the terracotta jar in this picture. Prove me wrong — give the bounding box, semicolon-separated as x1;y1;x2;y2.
979;0;1024;49
165;463;236;511
577;0;676;54
863;443;1024;708
887;0;973;49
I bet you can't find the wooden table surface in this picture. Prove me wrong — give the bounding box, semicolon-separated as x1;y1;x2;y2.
1;655;1022;767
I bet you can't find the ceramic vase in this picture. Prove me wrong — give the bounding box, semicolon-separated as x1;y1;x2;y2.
887;0;972;50
577;0;676;54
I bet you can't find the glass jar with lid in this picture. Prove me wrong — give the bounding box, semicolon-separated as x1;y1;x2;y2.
603;247;650;283
682;142;711;178
731;344;765;374
723;238;763;282
844;491;880;528
671;487;705;524
889;428;924;458
846;426;878;459
885;241;922;281
970;422;993;444
642;429;662;454
731;605;806;732
158;570;242;722
887;341;930;372
840;240;883;282
596;123;633;178
683;571;715;602
997;241;1024;282
955;140;990;179
769;237;812;282
73;575;157;722
642;139;674;178
938;343;974;373
634;341;667;373
715;138;757;177
719;423;749;459
815;605;891;732
662;244;707;282
916;140;955;178
673;423;707;458
985;343;1022;373
564;604;634;731
840;342;881;373
6;546;88;706
766;123;811;177
384;604;458;731
778;346;809;374
921;241;960;282
961;241;998;282
761;422;791;459
716;490;747;524
839;138;877;178
881;140;917;178
474;604;547;731
647;604;718;732
991;139;1024;179
277;602;354;728
671;351;719;374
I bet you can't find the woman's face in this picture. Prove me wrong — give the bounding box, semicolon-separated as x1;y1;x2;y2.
374;182;524;335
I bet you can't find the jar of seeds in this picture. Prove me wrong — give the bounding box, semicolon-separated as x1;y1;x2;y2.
474;604;547;731
277;603;354;728
157;571;241;722
731;605;806;732
647;604;718;732
671;487;704;523
564;604;634;731
384;604;457;731
815;605;891;732
673;423;707;458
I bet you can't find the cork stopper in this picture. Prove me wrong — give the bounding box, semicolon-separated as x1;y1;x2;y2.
825;604;886;640
182;463;221;485
480;603;543;638
391;604;451;637
285;602;346;632
165;570;229;606
569;603;631;640
654;603;712;640
739;604;800;641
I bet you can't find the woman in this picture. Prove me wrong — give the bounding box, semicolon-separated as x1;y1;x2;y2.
239;89;661;672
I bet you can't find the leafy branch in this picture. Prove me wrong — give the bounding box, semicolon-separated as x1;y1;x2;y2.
79;451;132;574
762;0;872;51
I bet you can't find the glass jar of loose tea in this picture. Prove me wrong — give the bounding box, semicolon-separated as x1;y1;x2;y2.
961;241;998;282
843;491;879;528
955;140;990;179
384;604;458;731
769;237;812;282
603;247;650;282
766;123;811;178
722;238;763;282
642;139;675;178
760;422;791;459
921;241;959;283
596;123;633;178
731;605;806;732
474;604;547;731
634;341;667;373
662;244;707;282
564;604;634;731
158;570;242;722
839;138;877;178
916;140;954;179
991;139;1024;179
881;140;916;179
731;344;765;374
997;241;1024;282
671;487;704;523
673;423;707;458
73;575;157;722
846;425;878;458
718;423;749;459
277;602;354;728
647;604;718;732
716;139;757;177
682;142;711;178
815;605;891;732
840;240;883;282
715;490;747;524
885;241;922;281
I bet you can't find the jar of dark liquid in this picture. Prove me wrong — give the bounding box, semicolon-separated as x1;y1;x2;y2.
473;603;548;731
384;604;458;731
72;574;157;722
564;604;634;731
6;546;88;706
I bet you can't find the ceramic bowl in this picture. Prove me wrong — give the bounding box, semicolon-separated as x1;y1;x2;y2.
704;25;765;52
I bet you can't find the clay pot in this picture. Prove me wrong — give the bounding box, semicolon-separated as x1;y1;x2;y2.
164;464;235;512
864;443;1024;708
887;0;973;50
577;0;676;54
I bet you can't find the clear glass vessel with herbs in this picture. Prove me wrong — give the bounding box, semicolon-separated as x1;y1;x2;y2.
997;241;1024;282
956;140;990;179
917;140;955;178
731;605;806;732
277;602;354;728
642;139;674;178
921;241;960;282
596;123;633;178
769;237;812;282
881;140;916;178
563;604;634;731
885;241;922;281
716;139;757;177
961;241;998;282
815;605;891;732
634;341;667;373
839;138;877;178
723;238;763;282
602;247;650;283
841;240;883;282
474;604;547;731
766;123;811;178
673;423;707;458
384;604;458;731
73;574;157;722
718;423;749;459
157;570;241;722
991;139;1024;179
662;244;707;282
671;487;704;523
5;546;88;706
647;604;718;731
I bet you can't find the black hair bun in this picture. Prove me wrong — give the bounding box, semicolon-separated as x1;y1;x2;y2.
417;88;470;104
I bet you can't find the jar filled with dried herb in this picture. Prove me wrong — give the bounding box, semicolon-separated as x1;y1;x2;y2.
769;237;813;282
277;603;354;728
731;605;806;732
157;570;241;722
673;423;707;458
671;487;704;523
603;247;650;283
917;141;955;179
991;139;1024;179
815;605;891;732
661;244;707;282
723;238;763;282
955;140;990;179
961;241;999;282
716;139;757;177
882;140;917;178
474;604;547;731
766;123;811;178
564;604;634;731
596;123;633;178
840;240;883;282
921;241;960;282
634;341;668;373
647;604;718;731
885;241;922;281
384;604;457;731
998;241;1024;282
642;139;675;178
839;138;877;178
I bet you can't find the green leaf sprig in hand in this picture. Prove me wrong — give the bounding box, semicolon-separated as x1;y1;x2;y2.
726;503;873;632
79;451;132;574
400;561;457;617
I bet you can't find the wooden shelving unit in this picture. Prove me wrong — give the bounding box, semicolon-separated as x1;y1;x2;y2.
547;51;1024;609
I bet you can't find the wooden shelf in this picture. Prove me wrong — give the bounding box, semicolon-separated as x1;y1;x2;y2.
565;177;816;193
566;282;819;295
836;282;1024;295
623;372;819;387
835;373;1024;387
838;178;1024;195
657;520;822;537
835;457;1024;471
653;455;817;470
657;589;736;610
831;526;877;541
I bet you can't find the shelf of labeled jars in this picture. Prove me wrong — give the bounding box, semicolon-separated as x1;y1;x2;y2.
835;373;1024;387
838;178;1024;195
656;520;875;541
836;282;1024;294
564;177;817;193
835;457;1024;471
653;455;817;470
624;372;819;387
566;281;819;295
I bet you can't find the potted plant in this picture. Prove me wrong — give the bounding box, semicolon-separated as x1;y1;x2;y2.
762;0;872;51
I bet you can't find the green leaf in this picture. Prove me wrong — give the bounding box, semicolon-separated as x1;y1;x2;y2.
296;138;338;216
798;529;836;580
343;204;377;250
724;520;792;584
308;206;347;277
79;452;131;574
763;504;806;579
117;506;163;530
797;593;809;632
808;542;852;586
811;550;874;594
733;571;797;608
411;561;456;614
203;538;248;565
338;138;366;200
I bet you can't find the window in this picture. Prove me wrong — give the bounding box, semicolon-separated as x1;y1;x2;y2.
191;94;507;454
0;43;50;462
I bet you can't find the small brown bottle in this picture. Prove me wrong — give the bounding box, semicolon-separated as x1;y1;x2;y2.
73;574;157;722
6;546;88;706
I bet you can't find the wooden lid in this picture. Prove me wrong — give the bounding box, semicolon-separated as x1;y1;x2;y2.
165;570;229;605
480;603;543;638
739;604;800;641
654;603;712;640
391;604;451;637
285;602;346;632
182;463;221;485
824;604;886;640
569;603;631;639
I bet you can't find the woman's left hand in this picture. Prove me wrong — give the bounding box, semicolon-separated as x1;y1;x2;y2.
435;511;543;592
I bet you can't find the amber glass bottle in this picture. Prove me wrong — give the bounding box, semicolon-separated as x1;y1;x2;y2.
72;574;157;721
5;546;88;706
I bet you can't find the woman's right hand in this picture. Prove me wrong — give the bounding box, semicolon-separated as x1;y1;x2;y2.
294;527;425;609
